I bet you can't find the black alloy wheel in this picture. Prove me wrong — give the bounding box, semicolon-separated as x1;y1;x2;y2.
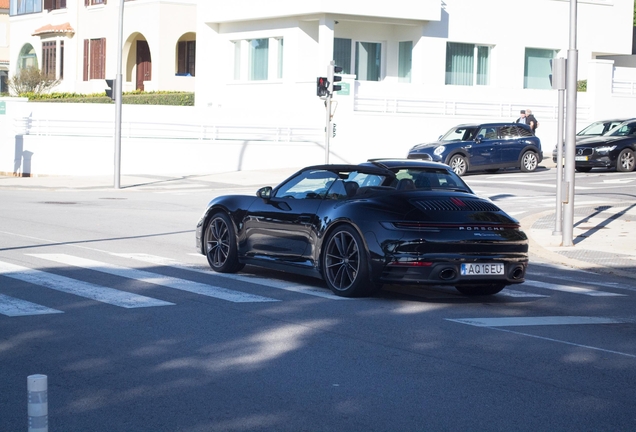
322;226;374;297
455;284;506;296
616;148;635;172
204;212;244;273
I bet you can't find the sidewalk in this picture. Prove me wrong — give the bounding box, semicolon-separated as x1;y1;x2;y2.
2;169;635;280
522;204;636;280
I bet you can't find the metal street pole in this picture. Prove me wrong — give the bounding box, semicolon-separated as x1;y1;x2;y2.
562;0;578;246
324;96;331;164
114;0;124;189
553;86;565;235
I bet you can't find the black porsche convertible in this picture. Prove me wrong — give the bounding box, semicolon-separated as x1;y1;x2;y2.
196;159;528;297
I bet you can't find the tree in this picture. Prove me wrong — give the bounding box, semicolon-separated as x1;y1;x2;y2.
7;67;61;96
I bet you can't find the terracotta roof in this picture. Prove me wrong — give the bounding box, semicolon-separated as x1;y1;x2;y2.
32;23;75;36
0;0;9;9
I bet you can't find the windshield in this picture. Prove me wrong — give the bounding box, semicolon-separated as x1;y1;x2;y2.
439;126;479;142
607;122;636;137
577;120;626;136
391;168;472;193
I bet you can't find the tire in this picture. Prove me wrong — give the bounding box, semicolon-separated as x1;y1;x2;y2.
448;155;468;176
455;284;506;296
322;225;374;297
575;167;593;173
616;148;635;172
204;212;244;273
520;151;539;172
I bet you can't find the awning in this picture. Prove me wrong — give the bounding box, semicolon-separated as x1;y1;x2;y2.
32;23;75;37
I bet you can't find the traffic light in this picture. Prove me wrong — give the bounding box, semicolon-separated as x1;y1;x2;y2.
105;79;116;100
332;65;343;93
317;76;329;97
327;62;343;94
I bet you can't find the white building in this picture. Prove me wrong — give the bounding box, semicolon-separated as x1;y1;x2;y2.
195;0;633;109
2;0;636;176
8;0;197;94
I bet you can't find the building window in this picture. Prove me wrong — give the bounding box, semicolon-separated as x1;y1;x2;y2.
10;0;43;16
233;37;283;81
60;41;64;79
334;38;352;74
42;42;56;78
249;38;269;81
0;71;8;94
44;0;66;11
398;41;412;83
524;48;557;89
18;44;38;71
334;38;383;81
177;40;196;76
356;42;381;81
83;38;106;80
445;42;490;86
85;0;105;5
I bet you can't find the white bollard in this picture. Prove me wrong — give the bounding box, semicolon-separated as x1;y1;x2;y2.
27;374;48;432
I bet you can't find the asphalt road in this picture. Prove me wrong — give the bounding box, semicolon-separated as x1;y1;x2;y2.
1;167;635;431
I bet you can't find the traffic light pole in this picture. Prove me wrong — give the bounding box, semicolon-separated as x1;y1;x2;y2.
562;0;578;246
114;0;124;189
324;95;331;164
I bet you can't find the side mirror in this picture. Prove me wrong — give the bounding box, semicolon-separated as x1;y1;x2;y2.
257;186;272;200
475;134;484;143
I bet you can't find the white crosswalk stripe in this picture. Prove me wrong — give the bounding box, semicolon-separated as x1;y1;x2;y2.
447;316;623;327
28;254;279;303
0;261;174;309
115;253;349;300
523;279;626;296
0;294;63;317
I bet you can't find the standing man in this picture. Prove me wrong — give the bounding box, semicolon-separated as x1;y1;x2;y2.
515;110;527;124
526;109;539;134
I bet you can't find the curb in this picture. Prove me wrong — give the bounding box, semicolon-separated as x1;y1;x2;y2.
521;209;636;281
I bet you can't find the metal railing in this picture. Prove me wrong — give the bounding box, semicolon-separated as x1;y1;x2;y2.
612;79;636;96
22;118;323;143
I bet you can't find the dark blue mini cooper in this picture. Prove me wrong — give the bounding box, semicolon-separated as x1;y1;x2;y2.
407;123;543;176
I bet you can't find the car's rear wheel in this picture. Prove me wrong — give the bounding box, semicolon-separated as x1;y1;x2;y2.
322;225;375;297
448;155;468;176
616;149;635;172
520;151;539;172
575;166;593;173
455;284;506;296
204;212;244;273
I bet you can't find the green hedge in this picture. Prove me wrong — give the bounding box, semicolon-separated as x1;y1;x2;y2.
22;91;194;106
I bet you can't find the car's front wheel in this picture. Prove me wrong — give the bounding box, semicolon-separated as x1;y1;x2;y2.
448;155;468;176
520;151;539;172
322;225;375;297
455;284;506;296
204;212;245;273
616;148;635;172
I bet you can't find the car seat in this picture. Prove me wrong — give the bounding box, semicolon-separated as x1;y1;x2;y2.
396;178;416;191
344;181;360;197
